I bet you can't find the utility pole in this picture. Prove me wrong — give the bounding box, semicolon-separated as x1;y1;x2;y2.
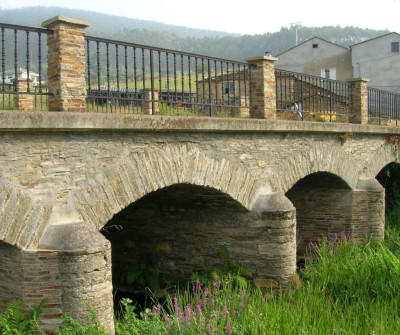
290;22;301;46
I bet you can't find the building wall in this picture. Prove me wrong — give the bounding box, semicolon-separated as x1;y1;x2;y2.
303;52;353;82
275;38;349;74
351;33;400;93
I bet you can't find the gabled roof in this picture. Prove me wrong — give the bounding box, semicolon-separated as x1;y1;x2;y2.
350;32;400;48
276;36;348;57
2;67;39;77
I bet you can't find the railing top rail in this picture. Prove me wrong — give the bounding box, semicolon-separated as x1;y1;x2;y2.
275;68;353;86
85;35;249;66
0;22;52;34
368;87;400;96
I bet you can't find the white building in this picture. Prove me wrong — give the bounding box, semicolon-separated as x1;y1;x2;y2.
1;67;40;85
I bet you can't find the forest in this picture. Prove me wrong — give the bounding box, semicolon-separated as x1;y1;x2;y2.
0;6;391;62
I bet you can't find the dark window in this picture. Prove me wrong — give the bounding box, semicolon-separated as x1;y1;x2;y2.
312;43;319;48
392;42;399;53
223;82;235;95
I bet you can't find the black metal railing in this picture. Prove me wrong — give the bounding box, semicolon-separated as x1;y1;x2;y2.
85;36;252;117
0;23;52;111
368;88;400;125
275;69;353;122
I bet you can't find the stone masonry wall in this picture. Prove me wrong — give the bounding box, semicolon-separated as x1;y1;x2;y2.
104;185;295;288
0;118;396;250
0;243;63;334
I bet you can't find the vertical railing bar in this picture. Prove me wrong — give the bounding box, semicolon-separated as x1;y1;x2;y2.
166;52;170;113
115;44;120;112
87;39;91;112
220;61;224;106
173;53;177;103
150;48;155;115
248;65;252;107
201;58;205;106
14;28;18;93
208;58;212;116
188;56;192;106
96;40;101;112
226;62;230;105
142;48;145;92
181;54;184;107
26;30;30;93
238;64;242;109
106;42;111;112
133;47;137;93
1;27;5;108
232;63;236;111
124;45;128;113
214;60;218;107
158;51;162;113
195;57;198;104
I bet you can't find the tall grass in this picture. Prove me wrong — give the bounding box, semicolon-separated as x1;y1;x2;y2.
111;227;400;334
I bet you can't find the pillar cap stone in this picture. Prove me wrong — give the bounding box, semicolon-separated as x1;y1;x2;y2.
42;16;90;29
251;193;294;212
349;77;369;83
356;178;383;191
246;55;278;62
38;221;108;253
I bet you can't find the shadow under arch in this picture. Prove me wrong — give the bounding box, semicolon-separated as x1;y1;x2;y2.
376;161;400;214
101;183;252;303
285;171;353;260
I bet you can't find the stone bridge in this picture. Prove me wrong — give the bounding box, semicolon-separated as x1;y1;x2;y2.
0;110;399;332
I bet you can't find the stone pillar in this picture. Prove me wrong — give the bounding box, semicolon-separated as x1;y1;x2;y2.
13;79;34;110
349;78;369;125
42;16;90;112
354;178;385;240
250;194;297;288
246;56;278;119
39;221;115;334
142;89;159;115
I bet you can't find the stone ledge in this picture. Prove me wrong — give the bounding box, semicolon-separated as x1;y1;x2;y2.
42;16;90;28
0;110;400;135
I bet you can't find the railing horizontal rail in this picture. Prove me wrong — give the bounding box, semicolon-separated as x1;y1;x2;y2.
275;69;353;122
85;35;252;117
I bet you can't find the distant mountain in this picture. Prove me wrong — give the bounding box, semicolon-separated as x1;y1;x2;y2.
0;6;391;62
0;6;236;39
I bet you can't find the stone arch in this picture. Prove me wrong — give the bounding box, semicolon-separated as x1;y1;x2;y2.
272;142;362;194
364;142;396;179
72;144;259;231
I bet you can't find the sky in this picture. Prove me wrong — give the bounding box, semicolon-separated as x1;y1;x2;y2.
0;0;399;35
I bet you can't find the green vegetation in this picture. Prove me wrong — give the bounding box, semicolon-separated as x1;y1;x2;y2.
0;299;45;334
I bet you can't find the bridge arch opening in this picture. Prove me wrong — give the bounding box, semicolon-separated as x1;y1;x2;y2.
285;172;353;260
101;183;251;305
